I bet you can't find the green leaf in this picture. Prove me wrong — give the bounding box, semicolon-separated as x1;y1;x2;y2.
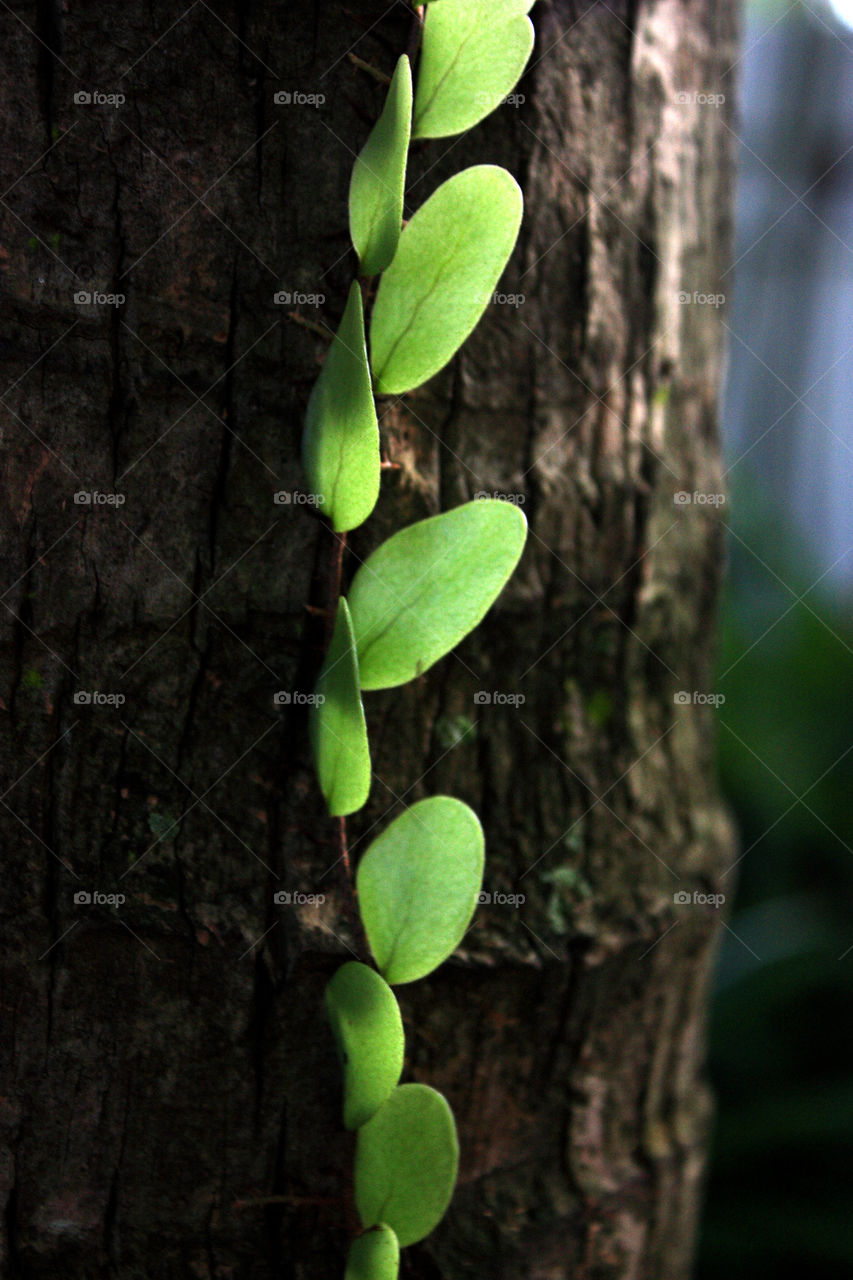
302;282;380;532
309;598;371;816
354;1084;459;1245
356;796;484;984
348;499;527;691
413;0;534;140
369;165;523;394
325;962;405;1129
345;1225;400;1280
425;0;535;7
349;55;412;277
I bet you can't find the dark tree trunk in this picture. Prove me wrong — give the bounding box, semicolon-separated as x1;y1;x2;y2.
0;1;737;1277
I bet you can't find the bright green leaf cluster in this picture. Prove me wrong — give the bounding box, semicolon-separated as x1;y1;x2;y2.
296;5;537;1274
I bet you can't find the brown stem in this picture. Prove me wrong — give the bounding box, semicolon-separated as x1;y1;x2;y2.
336;815;371;962
347;52;391;84
232;1194;344;1210
324;529;347;648
285;310;329;338
336;814;352;884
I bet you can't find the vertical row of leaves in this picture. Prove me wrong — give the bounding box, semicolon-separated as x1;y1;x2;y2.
298;2;536;1273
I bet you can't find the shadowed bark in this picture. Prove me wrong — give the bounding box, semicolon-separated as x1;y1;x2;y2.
0;1;737;1276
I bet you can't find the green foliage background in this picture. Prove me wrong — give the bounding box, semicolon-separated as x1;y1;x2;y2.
698;471;853;1278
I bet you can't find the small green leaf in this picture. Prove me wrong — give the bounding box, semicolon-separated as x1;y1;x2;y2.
349;55;412;277
325;962;405;1129
413;0;534;140
309;598;371;816
369;165;523;394
348;499;527;691
345;1225;400;1280
425;0;534;7
355;1084;459;1245
357;796;484;984
302;282;380;532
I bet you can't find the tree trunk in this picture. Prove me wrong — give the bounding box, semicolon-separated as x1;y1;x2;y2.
0;1;737;1277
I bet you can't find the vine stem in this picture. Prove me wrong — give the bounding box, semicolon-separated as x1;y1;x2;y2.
336;815;370;962
232;1194;343;1209
325;528;347;647
285;310;328;338
347;52;392;84
336;815;352;883
321;528;370;962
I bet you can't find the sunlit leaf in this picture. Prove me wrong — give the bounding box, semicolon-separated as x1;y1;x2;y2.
349;55;412;277
345;1224;400;1280
424;0;535;7
309;598;371;816
369;165;523;394
357;796;484;984
325;962;405;1129
413;0;534;140
302;282;380;532
348;499;527;690
355;1084;459;1245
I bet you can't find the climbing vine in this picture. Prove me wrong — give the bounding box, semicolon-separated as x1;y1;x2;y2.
301;2;536;1273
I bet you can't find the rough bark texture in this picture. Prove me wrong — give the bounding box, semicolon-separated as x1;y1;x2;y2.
0;1;737;1277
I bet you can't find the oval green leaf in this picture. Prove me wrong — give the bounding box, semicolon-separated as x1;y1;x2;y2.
309;597;371;816
302;282;380;532
425;0;535;7
413;0;534;140
356;796;484;985
349;55;412;277
348;499;527;691
325;962;405;1129
345;1224;400;1280
355;1084;459;1246
369;165;523;395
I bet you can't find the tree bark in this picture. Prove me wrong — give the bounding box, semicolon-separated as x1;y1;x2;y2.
0;1;737;1277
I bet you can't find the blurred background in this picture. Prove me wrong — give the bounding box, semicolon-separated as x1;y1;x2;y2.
696;1;853;1276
